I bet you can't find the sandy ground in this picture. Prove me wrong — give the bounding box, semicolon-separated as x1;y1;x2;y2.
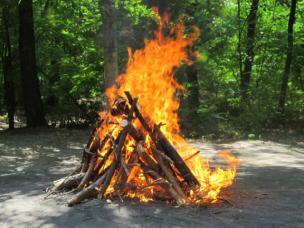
0;128;303;228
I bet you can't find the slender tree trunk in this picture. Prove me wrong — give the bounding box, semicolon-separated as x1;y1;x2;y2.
237;0;243;81
2;7;15;129
102;0;118;89
240;0;259;103
278;0;297;113
19;0;46;127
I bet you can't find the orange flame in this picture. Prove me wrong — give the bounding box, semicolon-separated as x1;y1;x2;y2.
98;14;239;204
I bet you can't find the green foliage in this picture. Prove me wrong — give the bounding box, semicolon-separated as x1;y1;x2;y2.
0;0;303;135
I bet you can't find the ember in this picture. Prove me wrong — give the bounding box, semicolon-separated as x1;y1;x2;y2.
52;15;239;206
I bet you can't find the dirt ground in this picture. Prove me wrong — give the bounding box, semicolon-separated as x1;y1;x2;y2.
0;128;303;228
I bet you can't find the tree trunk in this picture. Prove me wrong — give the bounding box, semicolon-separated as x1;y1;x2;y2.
240;0;259;104
102;0;118;89
278;0;298;114
2;7;15;129
19;0;46;127
237;0;243;82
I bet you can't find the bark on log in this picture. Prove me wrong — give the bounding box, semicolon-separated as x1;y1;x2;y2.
67;172;107;206
143;168;184;205
154;126;199;186
91;148;113;181
151;147;187;202
115;150;138;194
136;141;160;172
77;157;97;190
98;96;138;198
81;119;103;172
53;173;85;192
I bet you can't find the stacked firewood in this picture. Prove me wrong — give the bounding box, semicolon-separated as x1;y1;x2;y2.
52;92;200;206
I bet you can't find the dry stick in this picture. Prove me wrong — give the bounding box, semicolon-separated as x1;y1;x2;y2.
120;153;130;176
83;149;104;158
154;149;174;164
67;171;107;206
81;119;103;172
136;147;182;204
115;149;138;195
52;173;85;192
129;124;143;141
76;133;112;189
151;146;187;202
136;141;160;173
143;167;184;205
141;178;167;189
52;165;82;191
154;126;199;186
81;131;112;181
77;156;97;190
97;96;139;199
119;119;143;141
124;91;199;187
184;151;200;162
91;148;113;181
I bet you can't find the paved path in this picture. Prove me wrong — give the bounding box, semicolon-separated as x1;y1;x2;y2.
0;129;303;228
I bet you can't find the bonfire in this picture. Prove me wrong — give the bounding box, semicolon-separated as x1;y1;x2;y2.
52;15;239;206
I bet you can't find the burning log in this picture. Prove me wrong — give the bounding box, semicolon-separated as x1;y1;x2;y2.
77;156;97;190
98;96;138;199
115;149;138;194
136;141;160;173
154;126;199;186
124;91;199;186
142;167;184;205
150;146;186;202
80;119;103;172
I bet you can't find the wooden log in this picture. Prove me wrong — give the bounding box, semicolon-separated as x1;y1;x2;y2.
80;119;103;172
124;91;199;187
136;141;160;173
151;146;187;202
67;171;107;206
91;148;113;181
143;168;184;205
53;173;85;192
119;119;143;141
97;157;118;198
81;130;111;173
120;153;130;176
111;95;129;116
77;156;97;190
115;149;138;194
154;148;174;164
52;165;81;186
83;148;104;158
97;96;139;198
153;126;199;186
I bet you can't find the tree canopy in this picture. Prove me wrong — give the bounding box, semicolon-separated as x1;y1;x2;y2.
0;0;303;138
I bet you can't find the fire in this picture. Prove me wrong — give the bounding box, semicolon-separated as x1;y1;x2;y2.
97;14;239;204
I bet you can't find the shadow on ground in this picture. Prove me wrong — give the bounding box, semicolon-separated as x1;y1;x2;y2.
0;128;303;228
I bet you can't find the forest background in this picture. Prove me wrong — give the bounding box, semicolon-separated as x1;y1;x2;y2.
0;0;303;140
